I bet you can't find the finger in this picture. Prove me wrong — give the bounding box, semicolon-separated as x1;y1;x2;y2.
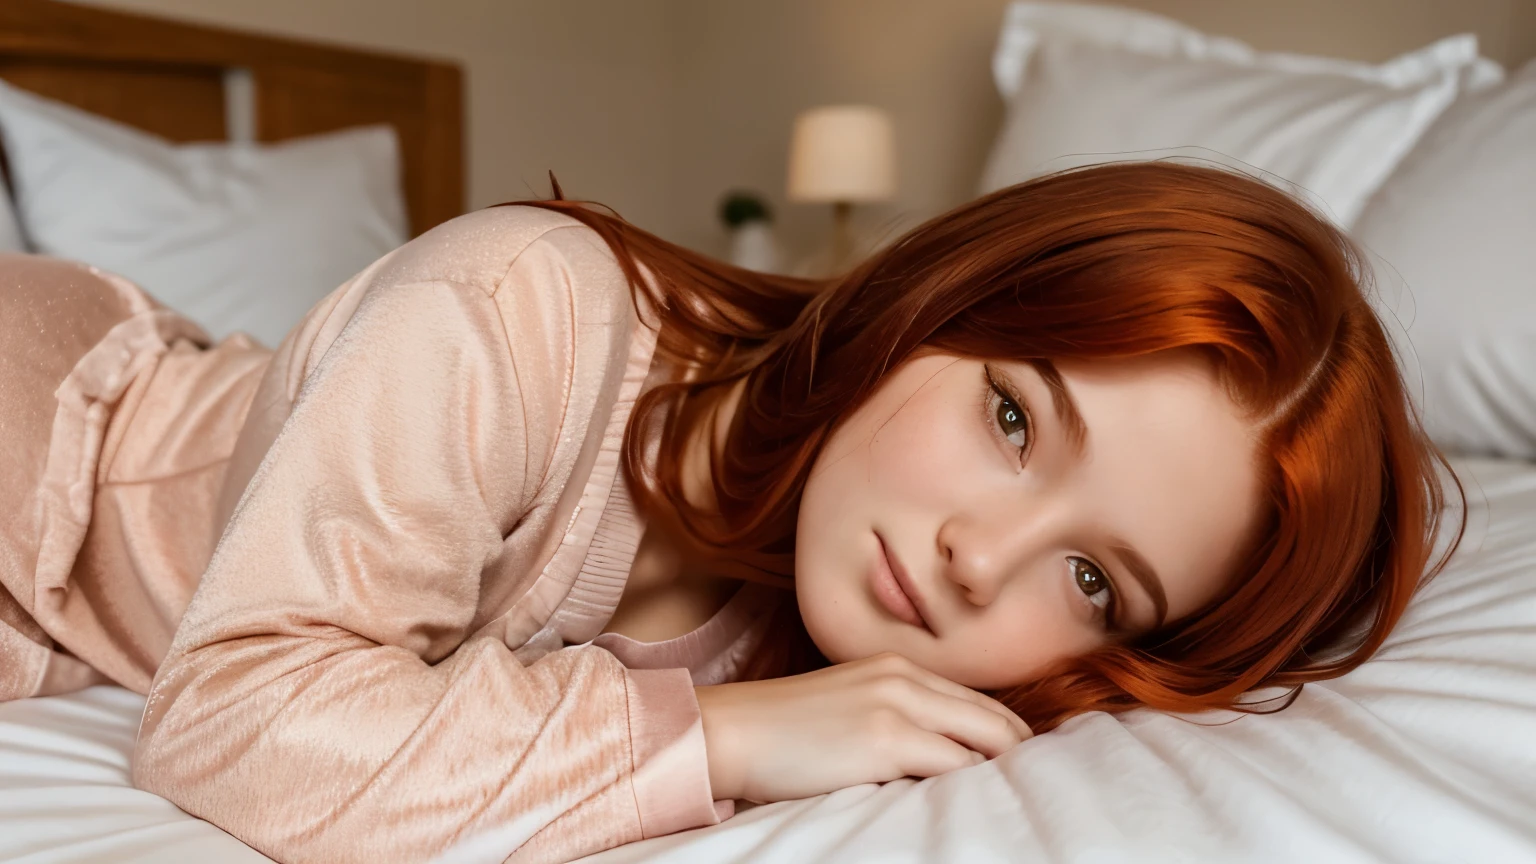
900;689;1028;760
891;663;1034;741
892;733;989;780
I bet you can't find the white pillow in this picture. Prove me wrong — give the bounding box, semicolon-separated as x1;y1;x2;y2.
1355;61;1536;460
979;1;1503;228
0;79;409;348
0;184;24;253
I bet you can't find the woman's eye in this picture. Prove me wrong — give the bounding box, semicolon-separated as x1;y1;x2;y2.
1069;556;1114;613
983;368;1030;449
994;394;1028;447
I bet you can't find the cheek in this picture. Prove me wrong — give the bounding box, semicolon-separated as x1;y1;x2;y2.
863;389;982;499
941;586;1102;691
801;383;974;523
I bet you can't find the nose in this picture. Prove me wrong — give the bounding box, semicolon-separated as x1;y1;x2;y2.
936;507;1054;607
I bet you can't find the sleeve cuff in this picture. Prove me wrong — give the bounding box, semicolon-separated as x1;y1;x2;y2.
623;666;732;839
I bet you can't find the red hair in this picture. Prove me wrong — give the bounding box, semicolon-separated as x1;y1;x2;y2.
498;160;1464;732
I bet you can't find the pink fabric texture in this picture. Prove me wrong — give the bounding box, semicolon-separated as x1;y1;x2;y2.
0;207;784;864
0;253;267;699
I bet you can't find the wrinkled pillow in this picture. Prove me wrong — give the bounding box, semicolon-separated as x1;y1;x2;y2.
1355;61;1536;460
980;0;1502;228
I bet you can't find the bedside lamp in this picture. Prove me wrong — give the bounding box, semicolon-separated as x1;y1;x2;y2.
787;104;896;274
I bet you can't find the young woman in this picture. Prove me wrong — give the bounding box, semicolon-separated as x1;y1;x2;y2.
0;162;1461;864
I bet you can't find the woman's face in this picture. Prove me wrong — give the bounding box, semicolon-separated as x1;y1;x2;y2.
794;349;1266;690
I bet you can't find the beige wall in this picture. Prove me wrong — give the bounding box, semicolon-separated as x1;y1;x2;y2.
74;0;1536;262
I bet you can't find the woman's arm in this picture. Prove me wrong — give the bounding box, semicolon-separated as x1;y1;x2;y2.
132;209;724;864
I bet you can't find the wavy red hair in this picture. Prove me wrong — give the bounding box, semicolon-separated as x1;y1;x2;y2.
499;160;1464;732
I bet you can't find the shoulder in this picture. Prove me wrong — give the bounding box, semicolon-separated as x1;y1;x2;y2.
269;203;650;430
266;204;638;417
368;205;625;300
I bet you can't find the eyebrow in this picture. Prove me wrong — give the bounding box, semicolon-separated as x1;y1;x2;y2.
1107;542;1169;629
1025;359;1087;456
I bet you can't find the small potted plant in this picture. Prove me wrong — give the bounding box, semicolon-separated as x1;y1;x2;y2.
719;190;782;274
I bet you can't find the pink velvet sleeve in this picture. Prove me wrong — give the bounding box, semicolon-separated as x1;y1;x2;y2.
131;212;726;864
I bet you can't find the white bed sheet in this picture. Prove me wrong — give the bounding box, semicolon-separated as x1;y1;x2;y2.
4;457;1534;864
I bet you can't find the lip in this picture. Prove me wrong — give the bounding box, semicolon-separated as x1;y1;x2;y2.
873;532;934;634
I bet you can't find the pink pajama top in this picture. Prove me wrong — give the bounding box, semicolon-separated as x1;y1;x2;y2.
0;205;783;864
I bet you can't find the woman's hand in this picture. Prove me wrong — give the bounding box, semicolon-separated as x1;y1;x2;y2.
695;651;1033;804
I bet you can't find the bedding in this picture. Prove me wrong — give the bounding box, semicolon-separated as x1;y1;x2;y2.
0;79;409;349
3;455;1533;863
1355;60;1536;462
0;179;24;253
977;1;1503;228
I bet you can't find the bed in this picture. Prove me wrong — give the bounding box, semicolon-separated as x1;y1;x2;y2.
3;1;1535;863
5;456;1533;863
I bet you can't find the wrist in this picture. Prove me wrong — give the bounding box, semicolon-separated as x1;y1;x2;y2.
695;684;743;801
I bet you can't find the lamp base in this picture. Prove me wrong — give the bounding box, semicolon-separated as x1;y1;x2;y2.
793;201;860;279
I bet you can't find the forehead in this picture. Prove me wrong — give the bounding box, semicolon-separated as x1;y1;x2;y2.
1050;353;1264;619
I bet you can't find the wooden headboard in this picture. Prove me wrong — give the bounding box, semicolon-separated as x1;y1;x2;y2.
0;0;464;236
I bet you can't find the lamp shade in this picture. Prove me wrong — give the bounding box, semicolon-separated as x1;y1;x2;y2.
786;104;896;203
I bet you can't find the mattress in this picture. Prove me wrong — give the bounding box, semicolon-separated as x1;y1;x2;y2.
4;456;1534;864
